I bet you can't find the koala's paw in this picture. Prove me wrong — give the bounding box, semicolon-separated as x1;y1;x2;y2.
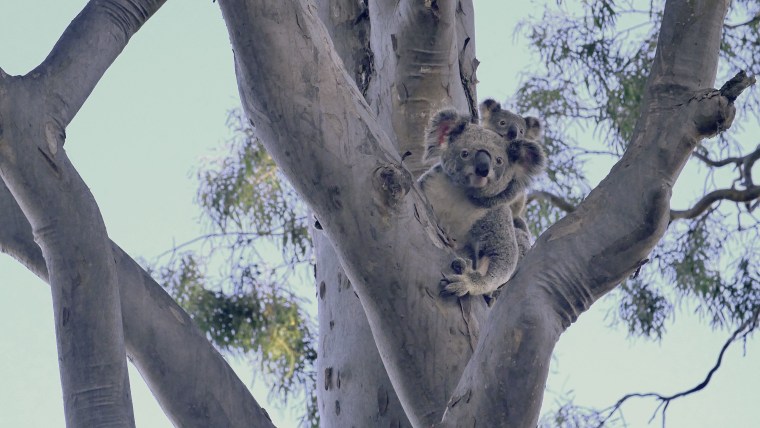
439;274;475;297
450;258;468;275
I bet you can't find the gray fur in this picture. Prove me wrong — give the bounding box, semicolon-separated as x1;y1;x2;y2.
418;109;544;297
480;98;543;143
479;99;547;260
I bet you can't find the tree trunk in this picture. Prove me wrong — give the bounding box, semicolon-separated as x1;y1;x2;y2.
0;0;750;426
217;0;487;425
312;2;409;425
217;0;742;426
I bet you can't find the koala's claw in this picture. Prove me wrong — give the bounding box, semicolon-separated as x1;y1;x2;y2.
439;274;473;297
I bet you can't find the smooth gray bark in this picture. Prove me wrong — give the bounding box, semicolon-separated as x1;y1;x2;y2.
313;1;411;424
311;1;477;423
0;1;173;425
0;182;275;428
216;0;749;426
218;1;487;425
1;0;752;426
314;231;410;426
438;0;735;426
0;1;274;427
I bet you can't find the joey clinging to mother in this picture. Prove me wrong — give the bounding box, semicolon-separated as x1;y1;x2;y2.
480;98;546;260
417;109;546;297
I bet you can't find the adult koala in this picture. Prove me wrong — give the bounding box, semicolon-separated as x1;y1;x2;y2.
418;109;545;297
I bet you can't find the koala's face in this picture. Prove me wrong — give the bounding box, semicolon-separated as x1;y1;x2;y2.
484;109;527;141
424;109;547;200
423;109;531;198
440;126;513;197
479;99;542;142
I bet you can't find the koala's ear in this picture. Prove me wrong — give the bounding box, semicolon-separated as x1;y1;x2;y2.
524;116;543;140
507;140;547;178
479;99;502;121
423;109;469;163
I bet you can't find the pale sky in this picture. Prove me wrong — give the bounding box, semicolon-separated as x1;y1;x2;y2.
0;2;758;427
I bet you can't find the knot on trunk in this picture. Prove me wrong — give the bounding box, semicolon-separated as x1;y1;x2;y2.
372;162;412;213
691;70;755;138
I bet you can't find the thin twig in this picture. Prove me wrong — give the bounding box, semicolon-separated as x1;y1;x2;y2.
527;190;577;213
670;186;760;220
596;309;760;428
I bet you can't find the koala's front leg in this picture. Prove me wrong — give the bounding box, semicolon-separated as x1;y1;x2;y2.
440;255;506;296
440;256;480;297
440;214;518;296
513;216;532;261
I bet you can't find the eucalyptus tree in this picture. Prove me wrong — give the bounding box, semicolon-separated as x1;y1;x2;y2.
0;1;756;428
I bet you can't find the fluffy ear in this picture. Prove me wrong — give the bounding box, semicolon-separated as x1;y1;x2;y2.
479;99;502;122
507;140;547;179
423;109;469;163
524;116;543;141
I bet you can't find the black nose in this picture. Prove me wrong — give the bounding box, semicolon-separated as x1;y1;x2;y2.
474;150;491;177
506;124;519;140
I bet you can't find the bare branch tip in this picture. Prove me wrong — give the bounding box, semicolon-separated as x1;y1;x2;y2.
719;71;757;102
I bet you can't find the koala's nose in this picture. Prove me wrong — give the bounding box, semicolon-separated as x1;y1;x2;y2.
506;124;520;141
474;150;491;177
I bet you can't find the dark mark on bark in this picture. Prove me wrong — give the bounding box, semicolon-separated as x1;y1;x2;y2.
377;385;389;415
37;147;60;176
324;367;333;390
373;163;412;213
61;307;70;327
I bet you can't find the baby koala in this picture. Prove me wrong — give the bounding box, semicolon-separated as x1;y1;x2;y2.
480;98;546;260
418;109;546;297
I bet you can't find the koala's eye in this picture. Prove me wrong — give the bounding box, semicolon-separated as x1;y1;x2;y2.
498;120;507;126
495;157;504;165
461;150;470;158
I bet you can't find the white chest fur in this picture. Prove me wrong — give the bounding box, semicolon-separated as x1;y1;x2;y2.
419;170;488;250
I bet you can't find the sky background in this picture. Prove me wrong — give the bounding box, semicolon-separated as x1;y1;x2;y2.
0;1;758;427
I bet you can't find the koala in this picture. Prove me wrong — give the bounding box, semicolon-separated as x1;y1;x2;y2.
417;109;546;297
479;99;546;259
480;98;542;144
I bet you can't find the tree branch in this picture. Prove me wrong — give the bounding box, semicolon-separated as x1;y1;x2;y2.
692;150;746;167
527;190;577;213
368;0;471;178
598;309;760;428
28;0;167;128
0;181;275;428
725;13;760;30
0;2;176;423
312;1;412;424
439;1;743;426
670;186;760;220
718;70;756;102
